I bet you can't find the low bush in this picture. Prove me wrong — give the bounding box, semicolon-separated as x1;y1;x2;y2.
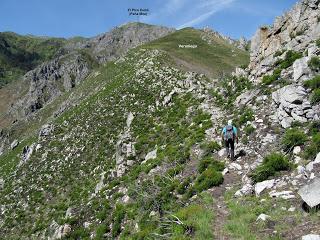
308;57;320;72
277;50;303;69
194;166;224;192
201;141;221;156
311;88;320;104
304;75;320;90
244;125;255;135
316;38;320;48
281;128;308;152
198;157;225;173
235;107;254;127
250;153;291;183
309;121;320;136
176;177;192;195
304;133;320;160
112;204;126;238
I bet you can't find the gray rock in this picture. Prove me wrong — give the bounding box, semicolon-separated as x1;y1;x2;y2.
145;149;157;162
0;178;4;189
293;57;311;81
10;140;19;150
298;178;320;208
302;234;320;240
235;89;260;107
255;179;275;196
256;213;270;221
272;85;307;106
39;124;54;137
235;183;254;197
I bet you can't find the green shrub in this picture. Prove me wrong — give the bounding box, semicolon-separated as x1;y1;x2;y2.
250;153;291;183
281;128;308;152
309;121;320;135
95;224;108;240
198;157;225;173
194;166;223;192
235;107;254;127
274;50;285;57
304;75;320;90
308;57;320;72
201;141;221;156
316;38;320;48
311;88;320;104
244;125;255;135
177;177;192;195
278;50;303;69
304;133;320;160
112;204;126;237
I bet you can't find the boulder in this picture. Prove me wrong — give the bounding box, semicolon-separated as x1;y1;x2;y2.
235;89;259;107
10;140;19;150
235;183;254;197
255;179;275;196
302;234;320;240
298;178;320;208
272;85;307;106
293;57;311;82
39;124;54;137
144;149;157;162
256;213;270;221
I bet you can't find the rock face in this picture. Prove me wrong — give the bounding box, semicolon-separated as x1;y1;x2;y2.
272;84;317;128
249;0;320;78
9;23;175;118
90;22;175;63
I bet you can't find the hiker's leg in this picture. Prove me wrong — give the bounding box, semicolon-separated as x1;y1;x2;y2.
230;140;235;161
225;140;230;157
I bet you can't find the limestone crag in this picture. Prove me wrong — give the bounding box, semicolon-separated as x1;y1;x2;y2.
249;0;320;79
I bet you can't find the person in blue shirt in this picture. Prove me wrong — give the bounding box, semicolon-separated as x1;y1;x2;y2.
221;120;238;161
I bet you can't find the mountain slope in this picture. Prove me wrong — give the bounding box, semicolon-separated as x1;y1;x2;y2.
144;27;249;77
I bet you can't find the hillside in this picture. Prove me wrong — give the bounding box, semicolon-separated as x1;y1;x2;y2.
0;0;320;239
144;27;249;77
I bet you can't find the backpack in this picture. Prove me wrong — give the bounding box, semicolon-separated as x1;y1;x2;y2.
225;125;234;140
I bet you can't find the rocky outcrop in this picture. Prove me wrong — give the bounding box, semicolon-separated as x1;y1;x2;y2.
272;84;318;128
16;52;90;115
249;0;320;78
90;22;175;63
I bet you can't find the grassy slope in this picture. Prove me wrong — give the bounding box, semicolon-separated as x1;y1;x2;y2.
143;28;249;77
0;48;221;239
0;28;250;239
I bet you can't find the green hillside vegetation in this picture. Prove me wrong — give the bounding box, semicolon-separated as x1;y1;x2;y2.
143;28;249;77
0;32;66;87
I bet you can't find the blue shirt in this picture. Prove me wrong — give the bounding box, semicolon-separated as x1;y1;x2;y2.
222;126;237;135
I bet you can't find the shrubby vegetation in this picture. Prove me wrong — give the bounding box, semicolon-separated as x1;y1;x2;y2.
308;56;320;72
250;153;291;183
281;128;308;152
304;75;320;104
262;50;302;85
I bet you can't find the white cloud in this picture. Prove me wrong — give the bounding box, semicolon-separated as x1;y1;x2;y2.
177;0;236;29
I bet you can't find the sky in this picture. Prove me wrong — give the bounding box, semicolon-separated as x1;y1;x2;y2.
0;0;299;40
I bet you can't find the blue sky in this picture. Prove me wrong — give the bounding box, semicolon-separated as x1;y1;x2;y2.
0;0;299;39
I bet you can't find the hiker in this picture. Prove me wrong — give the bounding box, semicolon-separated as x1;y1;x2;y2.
221;120;238;161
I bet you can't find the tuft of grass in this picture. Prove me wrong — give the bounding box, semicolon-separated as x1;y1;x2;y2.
308;57;320;72
201;141;221;157
304;75;320;90
311;88;320;104
304;133;320;160
281;128;308;152
244;124;255;135
171;204;214;240
250;153;291;183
